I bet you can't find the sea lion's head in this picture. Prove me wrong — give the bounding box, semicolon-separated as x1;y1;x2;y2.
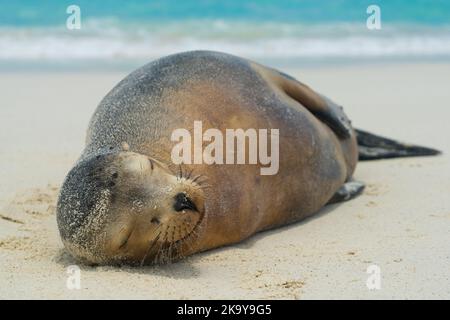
56;148;206;265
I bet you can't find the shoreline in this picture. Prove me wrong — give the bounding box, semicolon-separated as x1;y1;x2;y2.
3;57;450;73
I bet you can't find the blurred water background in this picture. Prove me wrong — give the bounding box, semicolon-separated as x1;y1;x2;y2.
1;0;450;70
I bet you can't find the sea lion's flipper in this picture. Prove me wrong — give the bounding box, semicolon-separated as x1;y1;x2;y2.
275;70;352;139
327;181;365;204
356;129;441;160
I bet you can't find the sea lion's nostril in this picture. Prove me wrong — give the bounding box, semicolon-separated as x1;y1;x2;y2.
173;193;198;212
112;172;118;179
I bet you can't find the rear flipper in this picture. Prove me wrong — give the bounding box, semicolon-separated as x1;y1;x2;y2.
278;71;353;139
356;129;441;160
257;66;353;139
328;181;365;204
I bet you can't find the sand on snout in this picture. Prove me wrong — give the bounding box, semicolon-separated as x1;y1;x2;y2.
1;64;449;299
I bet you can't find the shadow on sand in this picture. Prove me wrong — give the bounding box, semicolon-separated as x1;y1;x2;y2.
54;202;343;279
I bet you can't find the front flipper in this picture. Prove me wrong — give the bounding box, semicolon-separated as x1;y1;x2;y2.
327;181;365;204
267;68;353;139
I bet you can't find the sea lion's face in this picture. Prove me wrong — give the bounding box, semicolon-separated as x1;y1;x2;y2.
56;151;205;265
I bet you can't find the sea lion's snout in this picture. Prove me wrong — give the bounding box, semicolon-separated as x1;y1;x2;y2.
56;151;205;265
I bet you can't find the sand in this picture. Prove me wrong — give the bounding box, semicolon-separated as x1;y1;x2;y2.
0;64;449;299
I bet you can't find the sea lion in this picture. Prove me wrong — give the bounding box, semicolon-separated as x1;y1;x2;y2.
56;50;439;265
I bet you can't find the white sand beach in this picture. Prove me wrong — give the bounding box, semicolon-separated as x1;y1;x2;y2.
0;63;449;299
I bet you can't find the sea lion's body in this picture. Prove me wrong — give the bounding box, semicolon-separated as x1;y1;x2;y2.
57;51;368;264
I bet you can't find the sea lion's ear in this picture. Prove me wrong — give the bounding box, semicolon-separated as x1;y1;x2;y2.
269;68;352;139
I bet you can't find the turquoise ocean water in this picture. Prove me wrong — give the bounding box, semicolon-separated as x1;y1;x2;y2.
1;0;450;69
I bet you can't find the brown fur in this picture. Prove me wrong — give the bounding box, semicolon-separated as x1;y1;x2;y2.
56;51;358;265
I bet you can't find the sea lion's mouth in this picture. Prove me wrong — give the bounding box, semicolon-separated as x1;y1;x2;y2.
173;211;205;245
132;212;204;265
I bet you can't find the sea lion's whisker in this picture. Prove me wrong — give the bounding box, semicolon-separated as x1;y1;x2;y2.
155;237;166;264
167;225;175;260
191;175;202;183
191;174;209;184
177;165;182;180
140;228;162;266
186;168;195;179
157;225;172;263
178;164;185;180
